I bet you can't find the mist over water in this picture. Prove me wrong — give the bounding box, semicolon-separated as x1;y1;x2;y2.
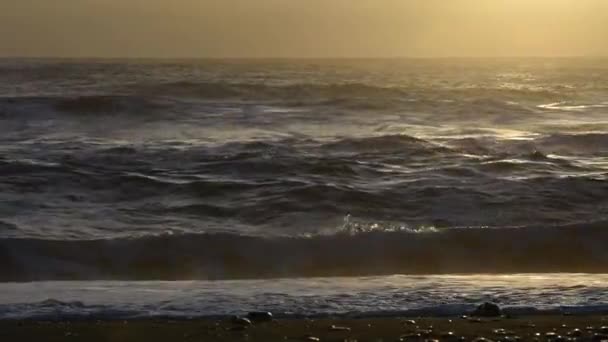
1;59;608;283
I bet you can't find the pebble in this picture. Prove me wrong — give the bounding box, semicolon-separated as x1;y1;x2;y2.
441;332;465;342
472;338;494;342
404;320;417;325
231;316;252;326
493;329;507;335
417;329;433;337
305;336;320;341
600;326;608;334
500;336;521;341
568;329;582;337
329;325;351;332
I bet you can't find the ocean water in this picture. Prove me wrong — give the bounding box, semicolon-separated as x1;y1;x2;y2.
1;58;608;319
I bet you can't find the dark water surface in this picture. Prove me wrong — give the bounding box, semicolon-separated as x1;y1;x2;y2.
1;58;608;281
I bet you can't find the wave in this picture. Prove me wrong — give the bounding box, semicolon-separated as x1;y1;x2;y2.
538;102;608;111
134;80;566;101
0;221;18;232
0;81;566;116
1;133;607;234
137;81;406;100
445;133;608;157
320;134;444;154
537;133;608;155
0;95;163;116
0;88;578;125
52;95;150;114
2;223;608;282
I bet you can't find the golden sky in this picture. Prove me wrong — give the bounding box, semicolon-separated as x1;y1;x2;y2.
1;0;607;58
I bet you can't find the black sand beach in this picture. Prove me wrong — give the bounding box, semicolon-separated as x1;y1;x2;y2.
3;315;608;341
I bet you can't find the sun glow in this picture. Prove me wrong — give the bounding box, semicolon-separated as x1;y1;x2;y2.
0;0;607;57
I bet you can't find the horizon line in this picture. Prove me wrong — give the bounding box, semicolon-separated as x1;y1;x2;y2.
1;55;607;61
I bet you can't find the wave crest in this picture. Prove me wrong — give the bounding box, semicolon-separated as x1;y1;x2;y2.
2;223;608;282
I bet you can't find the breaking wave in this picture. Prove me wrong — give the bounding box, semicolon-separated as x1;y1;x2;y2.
1;222;608;282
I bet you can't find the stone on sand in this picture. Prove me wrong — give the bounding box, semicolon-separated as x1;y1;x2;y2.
247;311;273;323
328;324;351;332
231;316;252;326
472;302;502;317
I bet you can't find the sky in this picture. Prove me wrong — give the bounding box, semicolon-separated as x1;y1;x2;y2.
1;0;607;58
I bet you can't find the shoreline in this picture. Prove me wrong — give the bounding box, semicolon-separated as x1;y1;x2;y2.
3;315;608;341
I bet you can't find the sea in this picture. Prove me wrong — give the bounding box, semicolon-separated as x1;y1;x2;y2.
1;58;608;320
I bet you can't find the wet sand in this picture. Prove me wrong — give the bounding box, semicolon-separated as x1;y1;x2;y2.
2;315;608;341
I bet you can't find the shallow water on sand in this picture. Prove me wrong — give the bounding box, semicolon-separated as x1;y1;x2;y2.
1;274;608;320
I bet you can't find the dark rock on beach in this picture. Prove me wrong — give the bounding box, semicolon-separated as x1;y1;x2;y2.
472;302;502;317
247;311;273;323
231;316;252;326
